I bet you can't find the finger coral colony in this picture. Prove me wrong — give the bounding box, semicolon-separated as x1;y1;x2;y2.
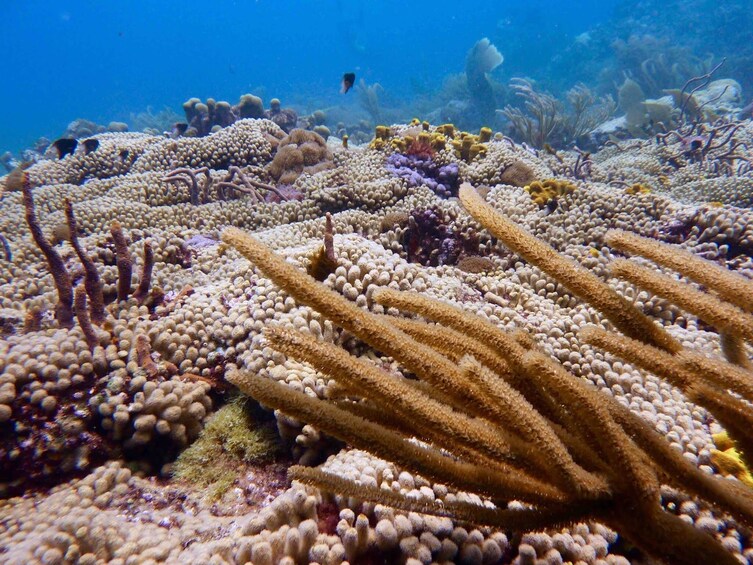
2;25;753;565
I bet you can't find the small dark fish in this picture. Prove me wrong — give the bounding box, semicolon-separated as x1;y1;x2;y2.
341;72;356;94
52;138;78;159
172;123;188;138
82;139;99;154
119;149;130;162
545;198;559;215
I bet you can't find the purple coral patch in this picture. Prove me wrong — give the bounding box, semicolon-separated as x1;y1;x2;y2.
404;207;480;266
386;153;460;198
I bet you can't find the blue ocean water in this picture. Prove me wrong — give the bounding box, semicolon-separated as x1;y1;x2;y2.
1;1;619;152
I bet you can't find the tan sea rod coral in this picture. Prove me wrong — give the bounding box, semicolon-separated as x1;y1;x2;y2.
222;182;753;565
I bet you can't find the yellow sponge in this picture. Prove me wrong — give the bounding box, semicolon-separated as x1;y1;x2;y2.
711;431;753;488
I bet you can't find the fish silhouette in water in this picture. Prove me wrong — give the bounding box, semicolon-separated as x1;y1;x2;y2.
341;72;356;94
52;138;78;159
82;139;99;154
171;123;189;138
545;198;559;215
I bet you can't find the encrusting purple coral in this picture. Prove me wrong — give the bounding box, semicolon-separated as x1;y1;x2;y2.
403;207;481;266
386;153;460;198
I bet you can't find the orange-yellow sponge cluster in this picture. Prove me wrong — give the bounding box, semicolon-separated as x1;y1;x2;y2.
625;183;652;195
711;431;753;488
391;131;447;154
524;179;577;206
370;123;448;154
450;126;492;162
369;122;494;162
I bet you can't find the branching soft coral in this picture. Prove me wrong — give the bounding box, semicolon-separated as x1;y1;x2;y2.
221;220;752;565
221;181;753;564
502;79;615;148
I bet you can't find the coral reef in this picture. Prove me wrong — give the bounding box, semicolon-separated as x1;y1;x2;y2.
2;109;753;563
265;98;299;134
62;119;127;140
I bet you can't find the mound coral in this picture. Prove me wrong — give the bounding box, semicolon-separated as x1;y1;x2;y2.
456;255;496;273
265;98;298;133
379;210;410;232
499;159;536;187
238;93;265;119
181;94;298;137
182;97;230;137
267;129;334;184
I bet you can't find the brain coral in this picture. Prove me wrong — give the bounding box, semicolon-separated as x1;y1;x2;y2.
267;128;334;184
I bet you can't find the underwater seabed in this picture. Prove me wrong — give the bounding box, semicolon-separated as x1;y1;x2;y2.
1;114;753;564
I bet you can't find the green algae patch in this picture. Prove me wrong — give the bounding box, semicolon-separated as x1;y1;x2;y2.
173;397;280;500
